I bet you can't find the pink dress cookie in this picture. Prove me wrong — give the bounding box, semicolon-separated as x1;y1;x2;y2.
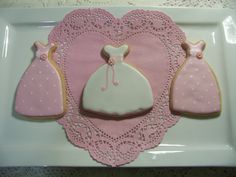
15;41;67;118
170;40;221;115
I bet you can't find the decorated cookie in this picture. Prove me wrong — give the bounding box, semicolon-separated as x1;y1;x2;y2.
170;40;221;115
15;41;67;118
82;44;154;117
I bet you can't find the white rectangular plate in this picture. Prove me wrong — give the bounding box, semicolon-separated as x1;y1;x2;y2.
0;7;236;167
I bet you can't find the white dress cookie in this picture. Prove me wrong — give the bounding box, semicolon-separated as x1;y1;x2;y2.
82;44;154;117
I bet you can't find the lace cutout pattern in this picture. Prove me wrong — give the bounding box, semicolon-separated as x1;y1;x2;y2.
48;8;186;166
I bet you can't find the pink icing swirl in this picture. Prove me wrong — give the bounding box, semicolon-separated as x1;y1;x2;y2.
196;52;203;59
39;54;47;61
108;57;116;66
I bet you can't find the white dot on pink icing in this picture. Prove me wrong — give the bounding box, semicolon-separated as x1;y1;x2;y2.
23;84;27;87
54;99;57;103
46;77;49;80
206;89;209;92
22;99;25;103
195;68;199;72
193;101;196;105
30;91;33;95
40;99;43;103
174;100;178;103
46;91;49;95
183;82;186;85
53;84;56;87
210;83;214;86
202;75;206;79
39;84;42;87
207;101;211;105
191;87;195;91
196;82;200;86
30;107;33;111
182;92;185;96
189;75;193;78
39;71;42;74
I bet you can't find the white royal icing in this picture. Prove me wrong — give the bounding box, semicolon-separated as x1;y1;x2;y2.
82;44;154;117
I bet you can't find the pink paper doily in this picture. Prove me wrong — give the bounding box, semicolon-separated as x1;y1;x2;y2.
48;8;186;166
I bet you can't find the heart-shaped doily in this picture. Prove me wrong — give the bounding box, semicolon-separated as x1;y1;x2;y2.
48;8;185;166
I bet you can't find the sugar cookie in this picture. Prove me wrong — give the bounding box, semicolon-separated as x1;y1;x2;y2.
15;41;67;118
82;44;154;117
170;40;221;115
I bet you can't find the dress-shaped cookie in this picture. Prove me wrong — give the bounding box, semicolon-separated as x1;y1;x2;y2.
15;42;67;118
170;40;221;115
82;44;154;117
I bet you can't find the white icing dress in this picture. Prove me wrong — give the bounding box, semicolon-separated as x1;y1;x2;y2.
82;44;154;117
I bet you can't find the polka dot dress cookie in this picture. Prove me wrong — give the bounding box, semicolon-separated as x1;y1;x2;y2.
170;40;221;116
15;41;67;118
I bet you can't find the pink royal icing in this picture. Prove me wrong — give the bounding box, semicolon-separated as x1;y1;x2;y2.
170;41;221;115
15;42;65;118
101;56;120;91
48;9;186;166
